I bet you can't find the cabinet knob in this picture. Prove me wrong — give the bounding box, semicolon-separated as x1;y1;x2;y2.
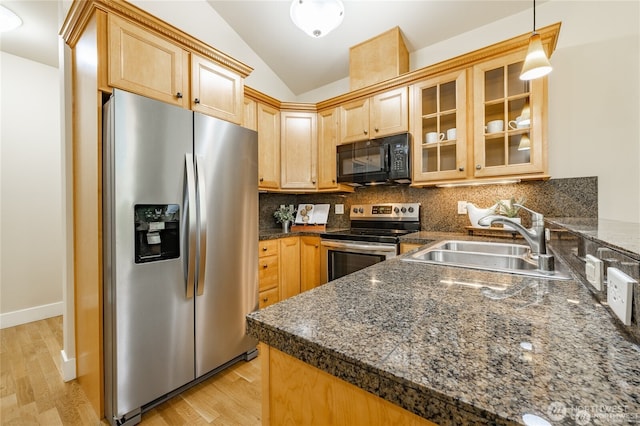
312;180;316;184
363;130;368;135
315;245;319;248
262;264;268;268
262;297;268;302
374;127;379;132
259;177;264;182
332;179;335;183
262;246;267;251
459;167;465;172
476;164;482;170
176;92;183;99
194;98;200;104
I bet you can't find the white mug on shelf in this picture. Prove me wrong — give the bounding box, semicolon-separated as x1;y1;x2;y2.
425;132;445;143
485;120;504;133
446;128;457;140
509;116;530;130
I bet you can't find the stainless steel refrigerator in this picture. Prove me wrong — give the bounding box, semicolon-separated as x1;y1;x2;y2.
102;89;258;426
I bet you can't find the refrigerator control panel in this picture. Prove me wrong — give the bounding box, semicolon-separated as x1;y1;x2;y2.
134;204;180;263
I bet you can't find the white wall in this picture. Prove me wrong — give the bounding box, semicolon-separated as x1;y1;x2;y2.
0;52;64;327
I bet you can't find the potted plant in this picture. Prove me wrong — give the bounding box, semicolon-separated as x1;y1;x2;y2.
274;204;296;233
496;197;526;230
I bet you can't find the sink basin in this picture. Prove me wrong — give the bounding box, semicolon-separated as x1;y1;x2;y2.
411;249;539;271
402;240;572;280
434;240;530;256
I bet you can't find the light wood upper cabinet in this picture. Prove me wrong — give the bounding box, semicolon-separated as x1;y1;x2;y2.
243;97;257;131
317;108;339;190
108;14;188;107
339;97;370;143
411;69;468;184
279;237;301;300
339;87;408;144
472;51;547;178
191;54;243;124
257;103;281;190
370;87;409;138
300;236;321;292
281;111;318;190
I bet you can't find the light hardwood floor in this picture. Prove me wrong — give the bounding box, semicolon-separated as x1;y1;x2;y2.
0;316;262;425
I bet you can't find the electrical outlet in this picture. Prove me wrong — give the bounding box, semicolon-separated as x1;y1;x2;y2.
457;201;467;215
607;267;635;326
335;204;344;215
585;254;604;291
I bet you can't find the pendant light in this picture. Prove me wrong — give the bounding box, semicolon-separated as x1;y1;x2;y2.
520;0;552;80
0;5;22;32
290;0;344;38
518;134;531;151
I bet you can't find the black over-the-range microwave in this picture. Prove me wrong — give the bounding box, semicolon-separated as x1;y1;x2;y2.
336;133;411;185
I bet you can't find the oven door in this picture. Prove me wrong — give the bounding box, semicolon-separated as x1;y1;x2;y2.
320;239;397;283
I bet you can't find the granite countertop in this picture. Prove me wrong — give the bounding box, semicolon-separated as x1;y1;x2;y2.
247;237;640;425
546;217;640;260
259;227;348;240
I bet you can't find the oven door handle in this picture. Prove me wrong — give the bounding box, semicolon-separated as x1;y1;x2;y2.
321;240;396;254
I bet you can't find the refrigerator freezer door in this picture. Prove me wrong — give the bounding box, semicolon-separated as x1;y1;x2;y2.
104;90;196;420
193;113;258;376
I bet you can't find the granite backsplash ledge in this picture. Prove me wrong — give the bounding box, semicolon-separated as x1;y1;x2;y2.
259;176;598;231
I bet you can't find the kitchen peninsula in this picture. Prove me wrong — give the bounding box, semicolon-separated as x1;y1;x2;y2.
247;235;640;425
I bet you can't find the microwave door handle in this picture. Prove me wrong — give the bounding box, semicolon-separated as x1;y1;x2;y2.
384;145;390;172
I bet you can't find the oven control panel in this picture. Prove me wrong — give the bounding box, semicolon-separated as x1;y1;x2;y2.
350;203;420;221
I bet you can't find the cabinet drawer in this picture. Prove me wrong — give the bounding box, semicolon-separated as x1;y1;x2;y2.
259;287;279;309
259;255;279;291
259;239;279;258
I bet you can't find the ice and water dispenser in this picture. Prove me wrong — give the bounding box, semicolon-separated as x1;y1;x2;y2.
134;204;180;263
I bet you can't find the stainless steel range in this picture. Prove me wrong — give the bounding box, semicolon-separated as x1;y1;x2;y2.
320;203;420;283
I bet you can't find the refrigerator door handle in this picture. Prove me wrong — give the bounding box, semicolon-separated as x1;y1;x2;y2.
195;155;207;296
185;153;197;299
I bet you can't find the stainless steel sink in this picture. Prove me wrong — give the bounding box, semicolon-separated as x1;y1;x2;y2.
434;240;530;256
402;240;572;280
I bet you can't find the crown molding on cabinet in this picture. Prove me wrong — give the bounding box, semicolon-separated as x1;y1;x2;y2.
316;22;561;110
61;0;254;78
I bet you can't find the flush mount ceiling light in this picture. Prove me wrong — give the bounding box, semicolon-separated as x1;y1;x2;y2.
0;5;22;32
520;0;552;80
290;0;344;38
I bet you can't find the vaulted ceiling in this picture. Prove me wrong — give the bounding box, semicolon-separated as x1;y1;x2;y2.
1;1;536;95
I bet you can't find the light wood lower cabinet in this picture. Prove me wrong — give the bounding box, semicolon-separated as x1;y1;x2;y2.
258;236;322;308
261;345;436;426
279;237;301;300
400;242;423;254
300;236;321;292
258;240;280;308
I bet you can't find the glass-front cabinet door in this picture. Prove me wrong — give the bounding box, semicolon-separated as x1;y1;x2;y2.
411;69;467;183
473;51;547;178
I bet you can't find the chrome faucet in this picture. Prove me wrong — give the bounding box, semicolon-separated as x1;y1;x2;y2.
478;204;555;272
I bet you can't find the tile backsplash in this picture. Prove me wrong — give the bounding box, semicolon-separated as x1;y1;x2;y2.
259;176;598;231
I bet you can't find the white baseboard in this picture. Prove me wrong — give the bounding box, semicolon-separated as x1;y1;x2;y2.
60;349;77;381
0;301;63;329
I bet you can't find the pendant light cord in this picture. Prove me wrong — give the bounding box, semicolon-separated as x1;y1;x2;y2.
532;0;536;34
